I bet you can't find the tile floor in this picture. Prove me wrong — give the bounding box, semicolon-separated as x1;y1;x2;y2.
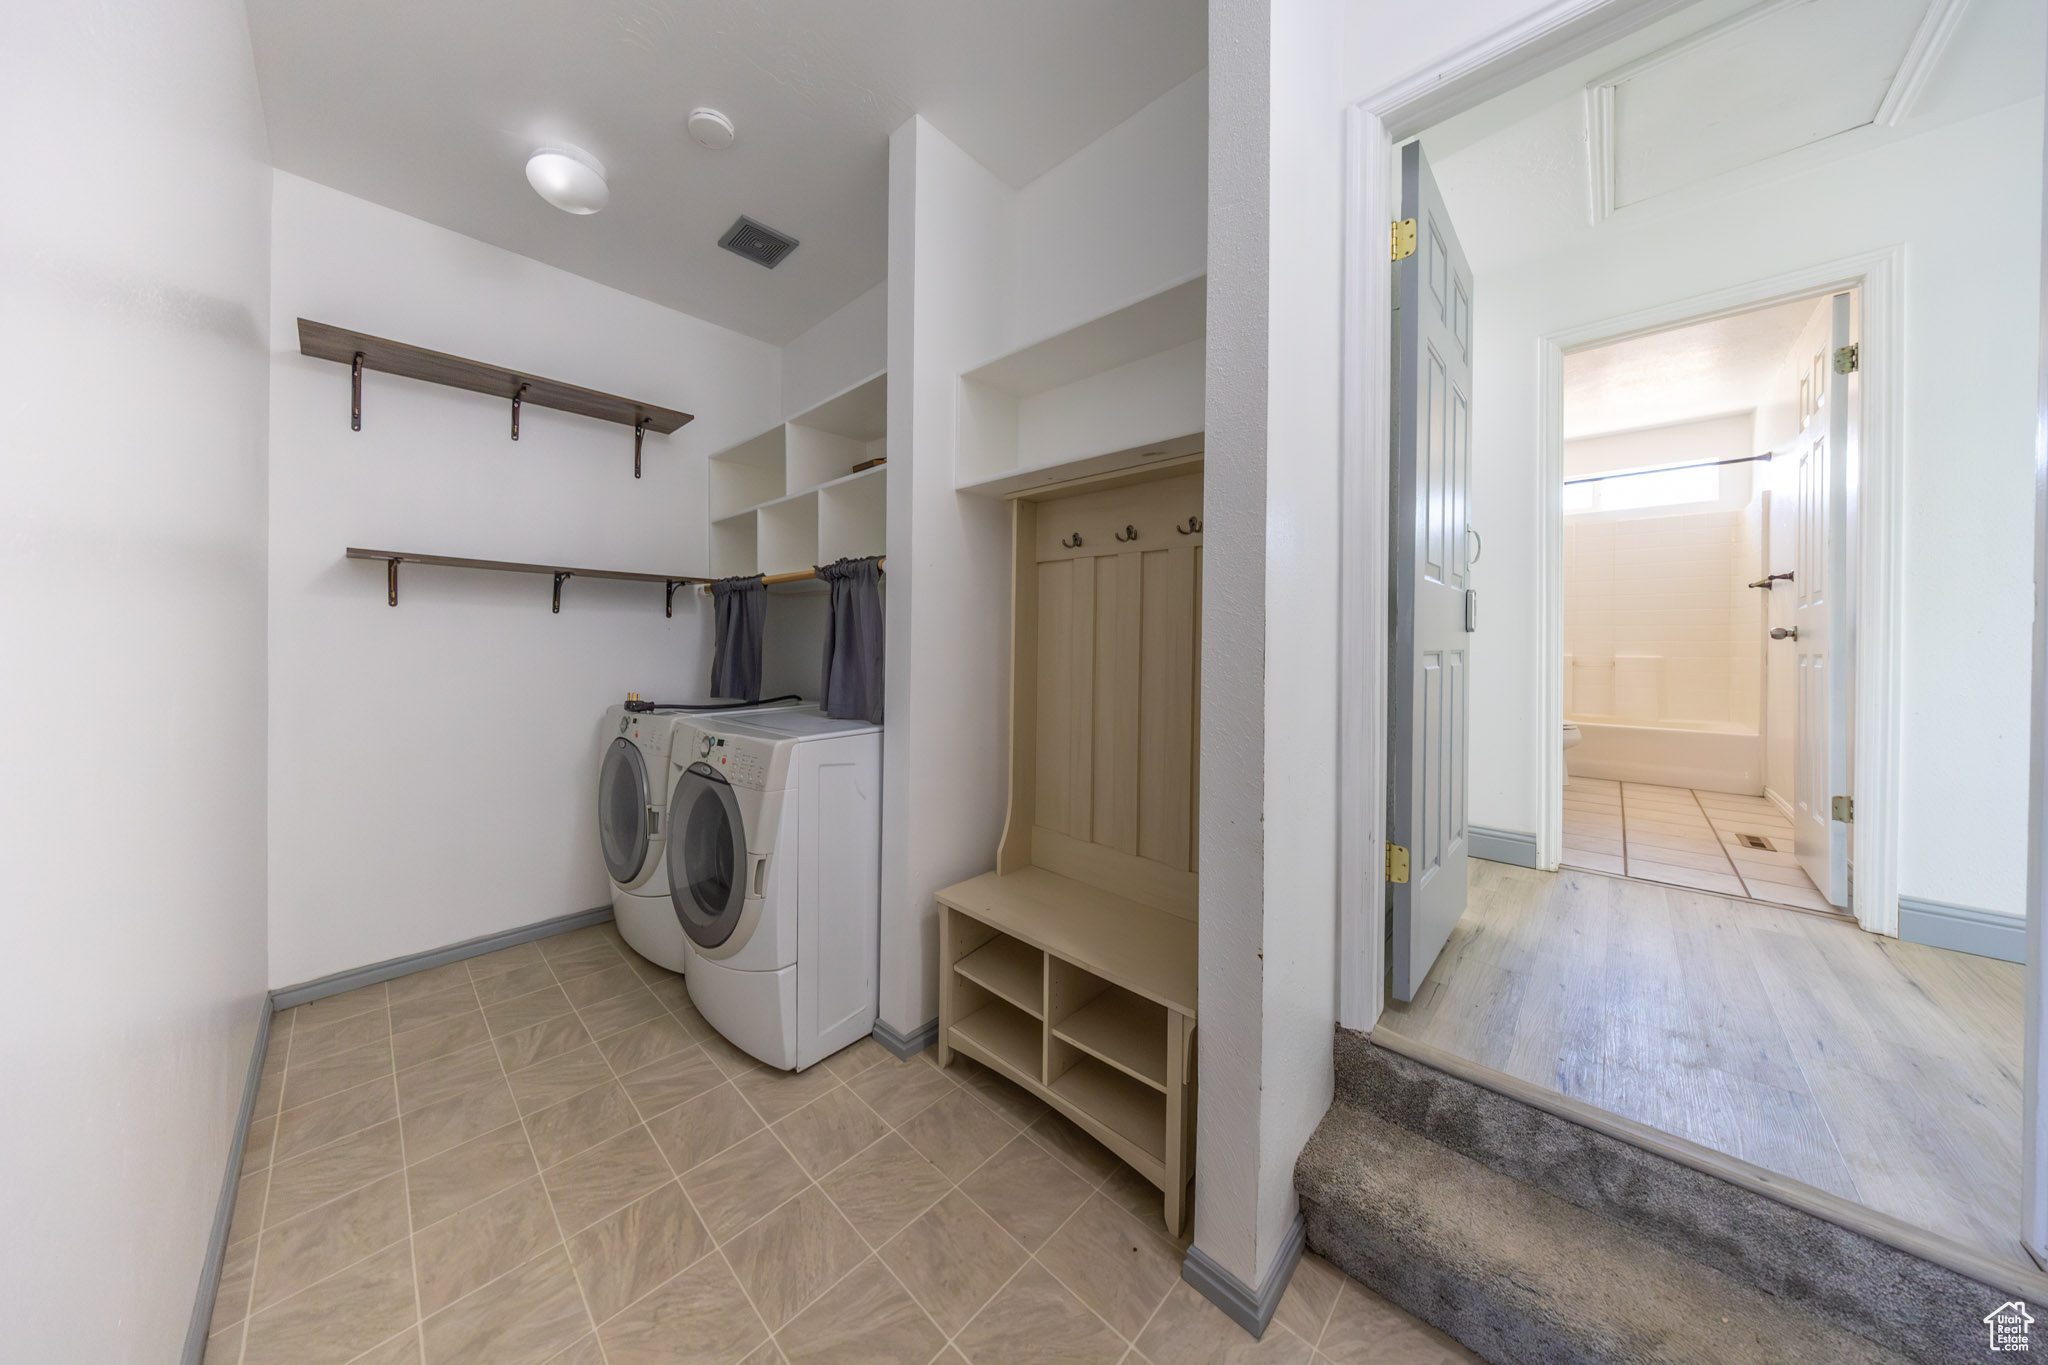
204;921;1476;1365
1561;777;1839;914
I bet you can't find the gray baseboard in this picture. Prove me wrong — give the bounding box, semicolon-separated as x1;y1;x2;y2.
873;1016;939;1059
181;996;272;1365
271;905;614;1009
1899;896;2024;964
1470;825;1539;869
1181;1213;1305;1338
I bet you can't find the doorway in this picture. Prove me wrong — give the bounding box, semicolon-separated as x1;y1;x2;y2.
1557;293;1853;920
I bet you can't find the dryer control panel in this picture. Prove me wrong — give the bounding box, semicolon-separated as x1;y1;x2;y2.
700;735;771;790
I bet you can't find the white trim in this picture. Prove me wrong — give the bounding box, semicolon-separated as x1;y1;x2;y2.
1337;105;1392;1030
1764;786;1795;824
1874;0;1973;128
1534;250;1904;938
1335;0;1686;1033
2021;71;2048;1271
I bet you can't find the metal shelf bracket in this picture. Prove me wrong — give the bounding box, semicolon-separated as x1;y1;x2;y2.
635;418;649;479
551;570;571;613
351;352;364;431
386;557;399;606
665;579;685;618
512;384;528;441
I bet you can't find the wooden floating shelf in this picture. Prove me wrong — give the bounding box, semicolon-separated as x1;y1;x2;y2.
346;548;709;615
300;319;693;477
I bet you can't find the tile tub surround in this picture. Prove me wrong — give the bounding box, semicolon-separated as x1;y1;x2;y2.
1562;777;1837;915
201;924;1467;1364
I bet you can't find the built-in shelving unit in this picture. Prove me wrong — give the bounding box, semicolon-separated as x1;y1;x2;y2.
955;275;1205;496
299;320;692;478
937;460;1204;1238
708;373;887;578
345;548;708;614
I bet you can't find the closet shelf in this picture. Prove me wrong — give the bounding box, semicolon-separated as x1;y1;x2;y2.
346;547;709;615
954;935;1044;1017
950;1001;1042;1085
1053;989;1169;1091
300;320;692;478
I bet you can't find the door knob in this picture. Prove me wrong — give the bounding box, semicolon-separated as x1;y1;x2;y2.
1770;627;1798;641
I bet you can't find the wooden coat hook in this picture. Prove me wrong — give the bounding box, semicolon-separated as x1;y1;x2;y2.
1176;516;1201;535
1114;524;1138;542
1062;532;1084;549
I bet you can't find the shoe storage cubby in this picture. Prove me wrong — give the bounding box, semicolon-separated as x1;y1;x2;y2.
706;372;887;578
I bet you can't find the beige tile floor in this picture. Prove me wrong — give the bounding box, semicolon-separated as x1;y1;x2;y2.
1562;777;1839;915
203;921;1475;1365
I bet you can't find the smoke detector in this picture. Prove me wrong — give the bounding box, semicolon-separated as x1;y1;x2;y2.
688;108;735;150
718;216;799;269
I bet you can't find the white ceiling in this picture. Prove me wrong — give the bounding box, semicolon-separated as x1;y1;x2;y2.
1425;0;2045;273
1562;295;1825;438
244;1;1206;345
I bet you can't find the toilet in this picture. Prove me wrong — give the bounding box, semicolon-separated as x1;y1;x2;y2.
1562;721;1582;750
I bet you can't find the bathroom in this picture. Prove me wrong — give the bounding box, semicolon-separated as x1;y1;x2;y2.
1560;295;1840;915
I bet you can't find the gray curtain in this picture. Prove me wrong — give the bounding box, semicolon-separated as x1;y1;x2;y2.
709;574;766;701
816;556;884;723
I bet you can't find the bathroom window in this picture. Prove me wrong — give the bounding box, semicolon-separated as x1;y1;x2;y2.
1564;463;1720;515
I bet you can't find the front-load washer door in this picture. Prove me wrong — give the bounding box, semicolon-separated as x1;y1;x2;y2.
598;737;652;886
669;762;749;951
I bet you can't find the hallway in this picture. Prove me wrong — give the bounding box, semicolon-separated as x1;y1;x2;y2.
1378;859;2024;1267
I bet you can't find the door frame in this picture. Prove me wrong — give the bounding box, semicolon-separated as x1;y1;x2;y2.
1336;0;1703;1030
1535;253;1903;937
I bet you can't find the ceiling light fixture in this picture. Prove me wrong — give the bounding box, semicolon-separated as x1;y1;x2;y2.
525;146;609;215
688;108;735;150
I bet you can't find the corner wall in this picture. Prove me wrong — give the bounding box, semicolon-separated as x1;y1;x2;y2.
0;0;274;1357
265;173;781;987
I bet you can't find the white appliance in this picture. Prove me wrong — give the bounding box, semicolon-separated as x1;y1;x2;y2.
598;699;797;971
665;707;881;1070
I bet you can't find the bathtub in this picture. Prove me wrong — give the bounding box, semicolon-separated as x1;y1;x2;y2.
1564;717;1763;795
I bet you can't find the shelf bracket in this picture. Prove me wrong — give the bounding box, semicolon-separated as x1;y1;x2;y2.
551;570;571;613
634;418;649;479
665;579;685;618
351;352;364;431
386;557;399;606
512;384;528;441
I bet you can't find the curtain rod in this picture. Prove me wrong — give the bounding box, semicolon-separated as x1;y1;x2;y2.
1564;452;1774;487
700;557;886;593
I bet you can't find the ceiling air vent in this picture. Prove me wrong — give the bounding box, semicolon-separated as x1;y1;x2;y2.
718;216;799;269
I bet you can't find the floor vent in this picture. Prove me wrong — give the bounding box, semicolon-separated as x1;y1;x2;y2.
718;216;800;269
1738;833;1774;851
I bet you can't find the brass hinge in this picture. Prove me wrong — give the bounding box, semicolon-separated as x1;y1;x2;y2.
1831;795;1854;822
1391;218;1417;261
1386;842;1411;884
1833;344;1859;375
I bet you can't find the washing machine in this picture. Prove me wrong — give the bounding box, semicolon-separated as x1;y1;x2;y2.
665;707;881;1070
597;698;797;971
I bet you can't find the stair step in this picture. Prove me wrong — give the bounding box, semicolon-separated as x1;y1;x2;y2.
1298;1031;2036;1363
1297;1099;1913;1365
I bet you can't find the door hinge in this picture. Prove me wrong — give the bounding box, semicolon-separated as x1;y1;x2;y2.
1391;218;1417;261
1833;344;1859;375
1386;842;1410;884
1831;795;1854;822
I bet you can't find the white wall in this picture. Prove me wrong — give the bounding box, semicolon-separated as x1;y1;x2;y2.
266;173;781;987
0;1;273;1358
782;279;887;419
1457;98;2043;918
1194;0;1343;1296
879;118;1016;1034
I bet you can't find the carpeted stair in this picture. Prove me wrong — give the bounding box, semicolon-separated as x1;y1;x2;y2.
1295;1028;2045;1364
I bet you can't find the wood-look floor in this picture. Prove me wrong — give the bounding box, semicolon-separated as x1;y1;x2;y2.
1378;858;2028;1267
